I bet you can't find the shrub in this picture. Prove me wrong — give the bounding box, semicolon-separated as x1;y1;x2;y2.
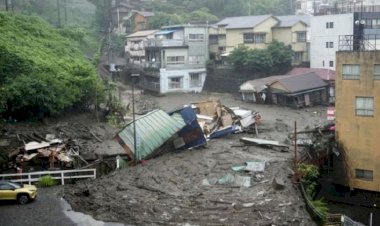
38;175;56;187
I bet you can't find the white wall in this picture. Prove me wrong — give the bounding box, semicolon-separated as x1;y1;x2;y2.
310;13;354;69
159;68;207;94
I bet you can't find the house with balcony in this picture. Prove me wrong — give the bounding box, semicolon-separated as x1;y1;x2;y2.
141;24;209;94
125;30;158;64
209;14;310;65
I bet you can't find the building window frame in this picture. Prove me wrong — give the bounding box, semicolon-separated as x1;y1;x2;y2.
329;61;334;67
355;169;373;181
189;55;205;65
326;41;334;48
189;73;202;87
243;33;254;43
374;64;380;80
188;34;204;41
168;76;183;89
294;51;303;62
166;56;185;65
355;96;374;117
326;22;334;29
296;31;307;42
342;64;360;80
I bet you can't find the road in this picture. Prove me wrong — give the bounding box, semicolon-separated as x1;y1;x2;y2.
0;186;76;226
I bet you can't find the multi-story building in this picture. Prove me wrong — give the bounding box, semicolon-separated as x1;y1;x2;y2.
311;12;380;69
209;15;310;65
125;30;158;64
141;24;209;94
310;13;353;69
335;35;380;192
132;11;154;32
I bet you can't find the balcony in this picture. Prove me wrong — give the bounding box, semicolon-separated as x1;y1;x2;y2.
339;35;380;51
144;38;188;48
144;61;161;69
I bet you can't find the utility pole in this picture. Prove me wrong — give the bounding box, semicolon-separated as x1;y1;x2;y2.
57;0;61;27
5;0;9;11
64;0;67;26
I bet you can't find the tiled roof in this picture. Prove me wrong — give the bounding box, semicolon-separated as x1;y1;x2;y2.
275;15;310;27
286;67;335;81
216;15;273;29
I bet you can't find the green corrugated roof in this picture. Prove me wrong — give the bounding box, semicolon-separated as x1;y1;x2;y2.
117;109;185;160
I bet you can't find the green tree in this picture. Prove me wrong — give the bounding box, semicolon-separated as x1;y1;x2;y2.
267;40;293;74
227;45;250;71
244;49;273;73
188;7;218;22
0;12;104;120
147;12;185;29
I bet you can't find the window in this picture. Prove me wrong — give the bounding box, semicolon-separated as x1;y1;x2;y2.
209;35;218;44
166;56;185;65
189;55;205;65
355;169;373;181
296;32;306;42
374;64;380;80
356;97;374;116
243;33;254;43
326;42;334;48
168;77;183;89
190;73;202;87
326;22;334;28
253;33;266;43
329;61;334;67
342;64;360;79
189;34;204;41
294;52;303;62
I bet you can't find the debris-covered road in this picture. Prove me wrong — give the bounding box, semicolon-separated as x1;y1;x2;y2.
64;92;327;226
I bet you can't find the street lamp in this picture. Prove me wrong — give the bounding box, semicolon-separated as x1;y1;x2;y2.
131;73;140;163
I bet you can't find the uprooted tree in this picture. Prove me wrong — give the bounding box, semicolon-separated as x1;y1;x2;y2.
0;12;104;120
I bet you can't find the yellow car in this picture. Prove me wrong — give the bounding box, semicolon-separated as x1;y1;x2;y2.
0;180;37;204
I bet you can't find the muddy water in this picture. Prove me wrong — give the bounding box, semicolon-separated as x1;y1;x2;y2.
61;198;128;226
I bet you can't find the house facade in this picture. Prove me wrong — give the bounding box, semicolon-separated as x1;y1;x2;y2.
310;13;354;70
209;15;310;65
335;44;380;192
142;24;209;94
133;11;154;32
125;30;158;64
310;12;380;70
240;73;328;108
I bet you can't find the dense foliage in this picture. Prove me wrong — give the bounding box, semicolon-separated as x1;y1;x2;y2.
0;12;104;120
227;40;293;75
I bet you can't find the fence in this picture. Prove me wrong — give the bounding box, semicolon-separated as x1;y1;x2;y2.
0;169;96;185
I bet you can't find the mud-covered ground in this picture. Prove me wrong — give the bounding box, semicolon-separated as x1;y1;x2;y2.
60;91;327;226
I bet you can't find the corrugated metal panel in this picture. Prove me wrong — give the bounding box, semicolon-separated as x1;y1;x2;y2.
116;109;185;160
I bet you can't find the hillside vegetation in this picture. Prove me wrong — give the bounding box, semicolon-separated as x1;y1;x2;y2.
0;12;104;120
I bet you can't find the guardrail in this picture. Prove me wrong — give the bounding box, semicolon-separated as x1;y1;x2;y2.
0;169;96;185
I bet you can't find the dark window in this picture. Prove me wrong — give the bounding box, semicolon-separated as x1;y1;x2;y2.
326;42;333;48
355;169;373;181
243;33;254;43
296;32;307;42
329;61;334;67
326;22;334;28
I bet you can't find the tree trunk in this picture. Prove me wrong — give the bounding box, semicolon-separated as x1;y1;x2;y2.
5;0;9;11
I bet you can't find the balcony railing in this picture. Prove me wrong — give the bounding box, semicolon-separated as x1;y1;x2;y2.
144;61;161;69
142;80;160;92
339;35;380;51
144;39;187;48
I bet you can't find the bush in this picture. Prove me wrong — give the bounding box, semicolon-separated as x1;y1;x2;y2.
38;175;56;187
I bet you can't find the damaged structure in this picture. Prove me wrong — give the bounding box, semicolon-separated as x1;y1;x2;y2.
240;72;329;108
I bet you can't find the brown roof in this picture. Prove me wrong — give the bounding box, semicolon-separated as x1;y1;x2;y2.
272;72;327;93
286;67;335;81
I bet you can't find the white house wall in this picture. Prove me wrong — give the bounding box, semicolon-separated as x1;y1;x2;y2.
159;68;207;94
310;13;353;69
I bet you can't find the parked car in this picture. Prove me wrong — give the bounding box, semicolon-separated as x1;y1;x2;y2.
0;180;37;204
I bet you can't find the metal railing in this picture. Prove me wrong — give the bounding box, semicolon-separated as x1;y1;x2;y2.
0;169;96;185
339;35;380;51
144;38;188;48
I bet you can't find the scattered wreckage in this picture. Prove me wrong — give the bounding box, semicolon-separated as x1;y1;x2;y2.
115;100;262;162
3;134;88;173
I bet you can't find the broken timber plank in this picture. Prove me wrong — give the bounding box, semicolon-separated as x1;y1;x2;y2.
240;137;288;148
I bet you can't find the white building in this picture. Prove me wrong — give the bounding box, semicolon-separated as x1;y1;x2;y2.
310;13;354;69
142;24;209;94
